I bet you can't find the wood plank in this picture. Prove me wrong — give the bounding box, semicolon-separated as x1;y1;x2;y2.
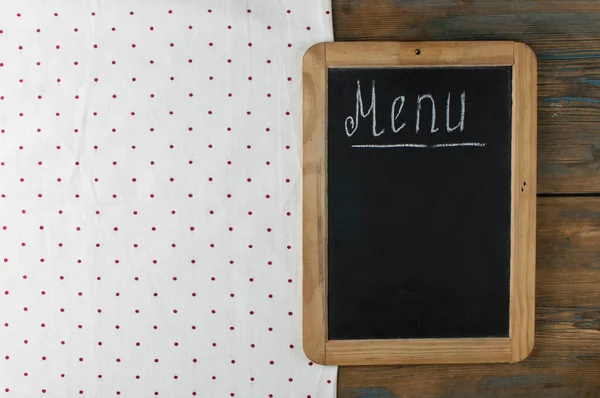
325;41;514;67
332;0;600;194
510;42;537;362
302;43;328;364
326;338;512;366
338;197;600;397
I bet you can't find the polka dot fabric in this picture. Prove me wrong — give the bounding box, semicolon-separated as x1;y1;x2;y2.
0;1;336;397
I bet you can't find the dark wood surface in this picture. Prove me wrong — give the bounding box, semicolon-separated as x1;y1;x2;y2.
332;0;600;195
332;1;600;396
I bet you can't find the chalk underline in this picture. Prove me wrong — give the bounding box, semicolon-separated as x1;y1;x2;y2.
351;142;487;149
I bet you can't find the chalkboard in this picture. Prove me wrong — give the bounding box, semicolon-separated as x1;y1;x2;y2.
327;67;512;340
303;42;537;366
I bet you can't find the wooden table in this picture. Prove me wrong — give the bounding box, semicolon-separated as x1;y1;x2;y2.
332;1;600;396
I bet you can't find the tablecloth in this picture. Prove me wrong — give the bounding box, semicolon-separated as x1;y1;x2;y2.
0;1;336;396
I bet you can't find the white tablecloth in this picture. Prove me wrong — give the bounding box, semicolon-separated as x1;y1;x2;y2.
0;1;336;396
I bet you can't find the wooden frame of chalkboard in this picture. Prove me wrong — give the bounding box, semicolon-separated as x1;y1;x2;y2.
302;42;537;365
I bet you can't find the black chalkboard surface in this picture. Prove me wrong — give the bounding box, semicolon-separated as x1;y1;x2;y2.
327;67;512;340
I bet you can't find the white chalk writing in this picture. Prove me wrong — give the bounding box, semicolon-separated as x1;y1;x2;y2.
351;142;486;148
343;81;481;148
344;80;384;137
446;91;466;132
391;96;406;133
416;94;439;134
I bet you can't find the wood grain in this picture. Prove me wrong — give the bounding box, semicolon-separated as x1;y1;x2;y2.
331;0;600;194
326;338;512;366
510;42;537;362
338;197;600;397
325;41;514;67
302;43;328;364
